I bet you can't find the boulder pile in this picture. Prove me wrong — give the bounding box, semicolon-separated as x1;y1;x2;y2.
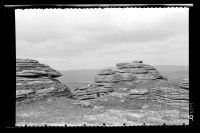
72;60;167;100
16;59;71;102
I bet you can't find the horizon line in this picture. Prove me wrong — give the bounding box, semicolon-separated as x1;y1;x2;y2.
57;65;189;71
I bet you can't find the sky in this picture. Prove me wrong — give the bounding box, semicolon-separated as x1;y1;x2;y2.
16;8;189;70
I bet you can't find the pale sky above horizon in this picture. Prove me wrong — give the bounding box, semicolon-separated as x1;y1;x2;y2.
16;8;189;70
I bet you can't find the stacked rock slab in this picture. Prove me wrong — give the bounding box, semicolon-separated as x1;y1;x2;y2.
72;60;167;100
179;79;189;89
16;59;71;102
127;86;189;110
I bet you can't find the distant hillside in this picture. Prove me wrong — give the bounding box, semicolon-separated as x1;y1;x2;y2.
154;65;188;82
58;65;189;83
154;65;188;72
58;69;101;83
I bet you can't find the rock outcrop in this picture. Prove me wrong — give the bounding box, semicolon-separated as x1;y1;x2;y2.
72;61;167;100
179;78;189;89
127;86;189;110
72;61;189;111
16;59;71;102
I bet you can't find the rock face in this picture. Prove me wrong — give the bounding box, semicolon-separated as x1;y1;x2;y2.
16;59;62;78
179;79;189;89
72;61;167;100
127;87;189;110
16;59;71;102
72;61;189;111
95;61;167;84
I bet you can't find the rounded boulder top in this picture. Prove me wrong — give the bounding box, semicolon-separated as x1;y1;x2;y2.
99;68;116;75
16;58;39;63
132;60;143;63
16;58;62;78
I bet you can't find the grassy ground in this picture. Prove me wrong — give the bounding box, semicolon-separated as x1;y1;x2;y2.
16;90;189;126
16;97;95;124
16;100;189;126
16;78;189;126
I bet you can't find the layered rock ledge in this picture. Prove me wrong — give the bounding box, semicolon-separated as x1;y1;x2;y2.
16;59;71;102
179;78;189;89
72;60;167;100
72;61;189;111
126;86;189;110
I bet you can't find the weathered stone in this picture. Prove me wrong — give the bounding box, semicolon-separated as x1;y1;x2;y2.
16;59;39;63
16;58;62;78
127;87;189;110
120;73;136;81
73;94;97;100
98;69;116;75
116;63;146;69
16;89;35;98
116;63;130;69
128;63;148;68
134;74;157;80
94;74;123;83
116;69;131;73
72;60;167;101
179;79;189;89
109;92;129;98
72;85;113;100
132;60;143;63
16;59;71;102
129;68;148;74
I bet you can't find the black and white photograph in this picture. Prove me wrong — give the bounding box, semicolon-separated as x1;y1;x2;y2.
15;7;189;126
